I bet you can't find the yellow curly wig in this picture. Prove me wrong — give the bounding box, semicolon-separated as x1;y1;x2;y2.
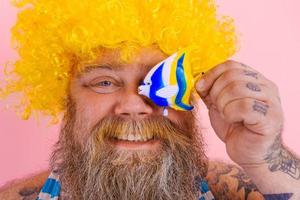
2;0;237;121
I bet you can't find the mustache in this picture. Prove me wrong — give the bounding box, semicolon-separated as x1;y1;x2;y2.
88;115;194;147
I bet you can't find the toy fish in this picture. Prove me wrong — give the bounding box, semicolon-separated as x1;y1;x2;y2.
138;50;194;116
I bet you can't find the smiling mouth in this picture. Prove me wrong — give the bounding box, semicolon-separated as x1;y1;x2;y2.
107;133;160;150
113;133;155;142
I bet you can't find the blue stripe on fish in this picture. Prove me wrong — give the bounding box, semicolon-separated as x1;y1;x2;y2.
175;53;194;110
149;62;169;106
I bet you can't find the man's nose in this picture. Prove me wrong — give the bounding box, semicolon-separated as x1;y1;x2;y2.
114;90;153;118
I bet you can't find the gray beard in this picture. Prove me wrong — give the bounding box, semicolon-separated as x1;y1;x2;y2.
50;101;208;200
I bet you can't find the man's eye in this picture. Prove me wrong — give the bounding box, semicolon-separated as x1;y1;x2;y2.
95;80;112;87
87;77;121;94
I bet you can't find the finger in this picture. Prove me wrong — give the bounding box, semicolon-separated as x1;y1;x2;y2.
208;68;270;105
238;64;279;94
223;98;268;125
195;60;259;97
215;81;273;115
201;95;216;110
195;60;241;97
223;98;281;135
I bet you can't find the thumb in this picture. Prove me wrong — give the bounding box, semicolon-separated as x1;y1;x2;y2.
194;77;214;109
195;78;206;96
194;72;211;98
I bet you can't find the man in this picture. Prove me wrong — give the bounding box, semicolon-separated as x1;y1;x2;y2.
0;1;299;199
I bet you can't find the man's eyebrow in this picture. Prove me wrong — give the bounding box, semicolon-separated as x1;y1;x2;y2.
78;63;121;77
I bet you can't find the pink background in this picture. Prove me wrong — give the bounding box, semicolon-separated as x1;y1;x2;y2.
1;0;300;187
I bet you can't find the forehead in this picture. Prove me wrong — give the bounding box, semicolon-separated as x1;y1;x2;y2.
79;47;168;74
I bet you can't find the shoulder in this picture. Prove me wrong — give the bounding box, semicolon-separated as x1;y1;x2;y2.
205;161;264;200
0;170;49;200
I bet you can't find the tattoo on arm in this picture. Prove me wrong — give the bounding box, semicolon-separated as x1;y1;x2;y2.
207;163;264;200
246;82;261;92
263;193;293;200
244;70;259;79
231;167;260;199
19;186;40;200
252;100;269;116
264;134;300;180
240;63;250;68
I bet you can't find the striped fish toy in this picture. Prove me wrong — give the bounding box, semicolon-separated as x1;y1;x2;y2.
138;50;194;116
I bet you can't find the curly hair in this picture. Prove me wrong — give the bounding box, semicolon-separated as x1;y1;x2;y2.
1;0;237;121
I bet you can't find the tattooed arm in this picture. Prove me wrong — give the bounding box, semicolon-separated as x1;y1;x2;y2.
0;170;49;200
242;135;300;200
206;161;265;200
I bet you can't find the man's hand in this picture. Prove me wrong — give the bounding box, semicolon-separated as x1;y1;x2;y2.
195;60;284;166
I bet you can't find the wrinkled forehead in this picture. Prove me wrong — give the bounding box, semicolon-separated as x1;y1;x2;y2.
76;46;168;76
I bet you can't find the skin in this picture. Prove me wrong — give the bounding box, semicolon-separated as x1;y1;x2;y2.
196;61;283;165
73;47;300;198
71;47;193;149
1;47;299;199
196;61;300;198
0;171;48;200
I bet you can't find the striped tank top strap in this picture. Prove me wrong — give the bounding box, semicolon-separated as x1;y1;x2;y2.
37;171;214;200
195;176;215;200
36;171;61;200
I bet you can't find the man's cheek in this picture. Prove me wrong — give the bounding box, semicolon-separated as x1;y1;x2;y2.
76;102;106;122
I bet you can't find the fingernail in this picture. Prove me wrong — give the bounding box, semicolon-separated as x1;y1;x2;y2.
197;79;205;91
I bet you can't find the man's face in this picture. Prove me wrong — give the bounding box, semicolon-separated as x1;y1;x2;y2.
70;47;193;149
52;47;208;200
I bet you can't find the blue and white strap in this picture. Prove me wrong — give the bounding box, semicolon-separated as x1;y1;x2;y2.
37;171;214;200
36;172;61;200
198;179;215;200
